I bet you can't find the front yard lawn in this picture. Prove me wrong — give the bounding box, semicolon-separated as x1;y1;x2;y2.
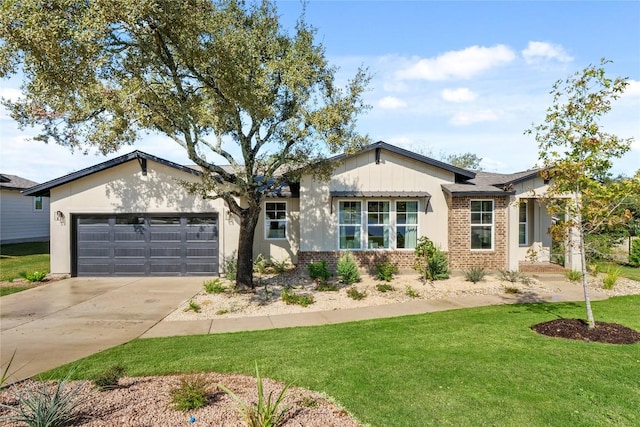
597;261;640;281
0;241;50;282
44;296;640;427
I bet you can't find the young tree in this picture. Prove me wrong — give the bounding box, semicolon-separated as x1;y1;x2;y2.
0;0;370;289
527;59;636;328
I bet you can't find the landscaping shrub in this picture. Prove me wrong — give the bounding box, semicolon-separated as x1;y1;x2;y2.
184;300;201;313
346;286;366;300
566;270;582;282
503;286;521;294
253;254;269;274
203;278;225;294
337;253;360;284
307;261;331;281
376;283;394;293
280;288;314;307
405;286;419;298
603;266;622;290
316;281;338;292
220;363;291;427
171;374;212;411
0;380;87;426
271;257;290;273
24;271;47;282
375;260;398;282
630;239;640;267
464;267;486;283
223;251;238;281
498;269;521;283
413;237;449;281
92;364;126;391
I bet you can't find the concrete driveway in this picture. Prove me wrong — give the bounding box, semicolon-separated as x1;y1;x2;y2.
0;277;202;383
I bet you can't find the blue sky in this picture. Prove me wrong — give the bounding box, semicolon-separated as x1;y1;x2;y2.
1;0;638;183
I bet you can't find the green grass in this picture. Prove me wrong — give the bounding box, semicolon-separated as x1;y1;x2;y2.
0;242;50;282
597;262;640;281
42;296;640;427
0;286;32;296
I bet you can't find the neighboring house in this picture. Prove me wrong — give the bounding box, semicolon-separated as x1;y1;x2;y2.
0;174;50;244
23;142;579;277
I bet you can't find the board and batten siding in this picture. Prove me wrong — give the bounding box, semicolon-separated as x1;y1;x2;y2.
299;149;455;252
0;189;50;244
48;159;236;275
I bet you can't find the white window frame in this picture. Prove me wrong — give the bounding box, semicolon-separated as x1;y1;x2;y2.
33;196;43;211
337;199;421;251
395;200;419;250
338;200;362;249
470;199;494;251
264;201;287;240
519;201;528;246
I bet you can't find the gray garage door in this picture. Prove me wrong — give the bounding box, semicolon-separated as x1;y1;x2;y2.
75;214;218;276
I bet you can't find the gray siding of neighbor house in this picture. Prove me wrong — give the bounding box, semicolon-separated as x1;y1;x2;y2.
0;189;50;244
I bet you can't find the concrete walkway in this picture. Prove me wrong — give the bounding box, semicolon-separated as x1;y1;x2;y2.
0;273;607;383
141;274;608;338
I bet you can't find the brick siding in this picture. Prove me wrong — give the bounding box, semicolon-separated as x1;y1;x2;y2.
447;195;508;270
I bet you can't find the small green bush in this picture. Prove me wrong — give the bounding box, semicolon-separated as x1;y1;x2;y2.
0;379;87;426
184;300;201;313
629;239;640;267
171;374;212;411
405;286;419;298
603;266;622;290
203;278;225;294
587;263;601;277
316;281;338;292
504;286;521;294
253;254;269;274
376;283;394;292
375;260;398;282
271;258;290;273
307;261;331;281
346;286;366;300
337;253;360;284
498;269;521;283
413;237;449;281
24;271;47;282
566;270;582;282
223;251;238;281
92;364;126;391
280;288;314;307
464;267;486;283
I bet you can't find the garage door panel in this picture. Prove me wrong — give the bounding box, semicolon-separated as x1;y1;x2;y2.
76;214;218;277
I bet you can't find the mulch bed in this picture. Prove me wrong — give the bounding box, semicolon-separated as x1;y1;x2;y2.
532;319;640;344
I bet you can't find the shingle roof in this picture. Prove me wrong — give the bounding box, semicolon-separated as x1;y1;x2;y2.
0;174;40;190
441;169;542;196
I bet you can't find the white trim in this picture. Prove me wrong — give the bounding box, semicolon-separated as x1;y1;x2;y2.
470;199;494;251
264;201;288;240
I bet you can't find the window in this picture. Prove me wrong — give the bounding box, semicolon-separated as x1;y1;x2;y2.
396;201;418;249
367;201;390;249
339;201;361;249
470;200;493;250
519;201;528;246
33;196;43;211
265;202;287;239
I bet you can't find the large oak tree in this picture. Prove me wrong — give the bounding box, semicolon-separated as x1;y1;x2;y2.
0;0;370;288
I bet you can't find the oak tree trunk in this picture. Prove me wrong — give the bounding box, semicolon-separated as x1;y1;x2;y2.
235;206;261;290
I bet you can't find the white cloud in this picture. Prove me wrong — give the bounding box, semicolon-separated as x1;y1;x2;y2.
378;96;407;109
450;110;500;126
621;79;640;98
441;88;478;103
0;87;22;102
396;45;515;81
522;41;573;64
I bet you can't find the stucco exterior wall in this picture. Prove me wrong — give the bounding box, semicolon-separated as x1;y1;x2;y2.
48;160;235;275
0;189;50;244
299;150;455;253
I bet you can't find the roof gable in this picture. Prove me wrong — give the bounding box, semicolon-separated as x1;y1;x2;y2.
22;151;200;197
0;174;40;190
